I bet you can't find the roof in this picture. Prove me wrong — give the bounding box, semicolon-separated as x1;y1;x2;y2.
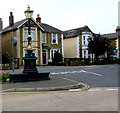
63;26;94;39
102;33;119;40
40;23;62;33
2;18;28;33
2;18;62;34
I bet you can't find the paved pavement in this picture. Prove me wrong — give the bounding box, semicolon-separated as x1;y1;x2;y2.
2;75;90;92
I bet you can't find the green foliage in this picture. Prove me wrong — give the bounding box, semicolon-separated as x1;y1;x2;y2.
2;52;11;64
0;72;11;82
53;51;63;63
88;34;110;61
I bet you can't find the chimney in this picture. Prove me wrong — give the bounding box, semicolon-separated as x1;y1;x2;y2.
9;12;14;27
116;26;120;32
36;14;41;23
0;18;3;31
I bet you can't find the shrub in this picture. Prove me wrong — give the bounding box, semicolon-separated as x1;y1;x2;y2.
53;51;63;63
2;52;11;64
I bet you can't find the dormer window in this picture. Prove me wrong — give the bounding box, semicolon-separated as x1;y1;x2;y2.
52;33;58;44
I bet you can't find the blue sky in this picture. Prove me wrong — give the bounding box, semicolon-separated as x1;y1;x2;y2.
0;0;119;34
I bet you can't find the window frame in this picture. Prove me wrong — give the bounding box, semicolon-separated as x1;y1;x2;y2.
24;28;37;41
50;49;60;61
52;33;58;44
83;36;86;45
42;32;46;43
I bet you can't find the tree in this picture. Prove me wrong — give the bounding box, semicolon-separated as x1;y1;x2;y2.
88;34;110;62
53;51;63;63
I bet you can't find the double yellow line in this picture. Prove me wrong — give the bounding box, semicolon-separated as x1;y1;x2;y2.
1;77;90;95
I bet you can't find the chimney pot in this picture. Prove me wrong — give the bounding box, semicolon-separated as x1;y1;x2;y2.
36;14;41;23
0;18;2;21
9;12;14;27
116;26;120;32
10;12;13;16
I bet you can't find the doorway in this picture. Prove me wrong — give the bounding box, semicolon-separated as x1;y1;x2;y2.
42;50;47;65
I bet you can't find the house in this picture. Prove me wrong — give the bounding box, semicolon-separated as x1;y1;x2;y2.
102;30;119;57
63;26;94;60
1;6;64;66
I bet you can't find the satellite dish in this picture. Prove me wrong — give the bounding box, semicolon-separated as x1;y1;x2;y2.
11;37;17;46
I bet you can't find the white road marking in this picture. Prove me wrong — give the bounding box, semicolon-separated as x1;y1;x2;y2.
88;89;101;91
81;70;102;76
51;70;102;76
88;88;118;92
69;88;118;92
51;72;59;75
69;89;82;92
106;88;118;91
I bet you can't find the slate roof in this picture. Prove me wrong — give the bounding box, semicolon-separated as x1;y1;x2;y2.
2;18;28;34
102;33;119;40
2;18;62;34
40;23;62;33
63;26;94;39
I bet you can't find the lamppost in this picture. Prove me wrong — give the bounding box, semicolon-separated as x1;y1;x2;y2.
24;5;33;51
23;5;38;74
10;6;50;82
11;37;17;72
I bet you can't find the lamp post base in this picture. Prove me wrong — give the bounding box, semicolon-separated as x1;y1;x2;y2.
23;50;38;73
10;50;50;83
10;72;50;83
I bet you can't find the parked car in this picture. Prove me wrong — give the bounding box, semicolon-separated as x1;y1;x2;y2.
108;55;120;61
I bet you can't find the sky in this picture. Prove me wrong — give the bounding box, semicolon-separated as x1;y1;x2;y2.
0;0;119;34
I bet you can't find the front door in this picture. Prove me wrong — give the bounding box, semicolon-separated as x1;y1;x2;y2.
42;50;47;65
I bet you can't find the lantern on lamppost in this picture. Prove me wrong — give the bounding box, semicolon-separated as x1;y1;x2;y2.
24;5;34;51
24;5;33;19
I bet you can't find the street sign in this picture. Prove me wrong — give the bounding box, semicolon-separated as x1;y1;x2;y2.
113;50;118;53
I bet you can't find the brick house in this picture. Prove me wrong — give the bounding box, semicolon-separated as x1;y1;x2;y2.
1;6;64;66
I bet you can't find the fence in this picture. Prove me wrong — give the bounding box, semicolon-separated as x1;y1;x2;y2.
64;58;91;66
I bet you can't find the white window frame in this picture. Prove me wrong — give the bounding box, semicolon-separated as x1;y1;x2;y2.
52;33;58;44
24;28;37;41
82;36;86;45
50;49;60;62
42;32;46;43
84;50;86;58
